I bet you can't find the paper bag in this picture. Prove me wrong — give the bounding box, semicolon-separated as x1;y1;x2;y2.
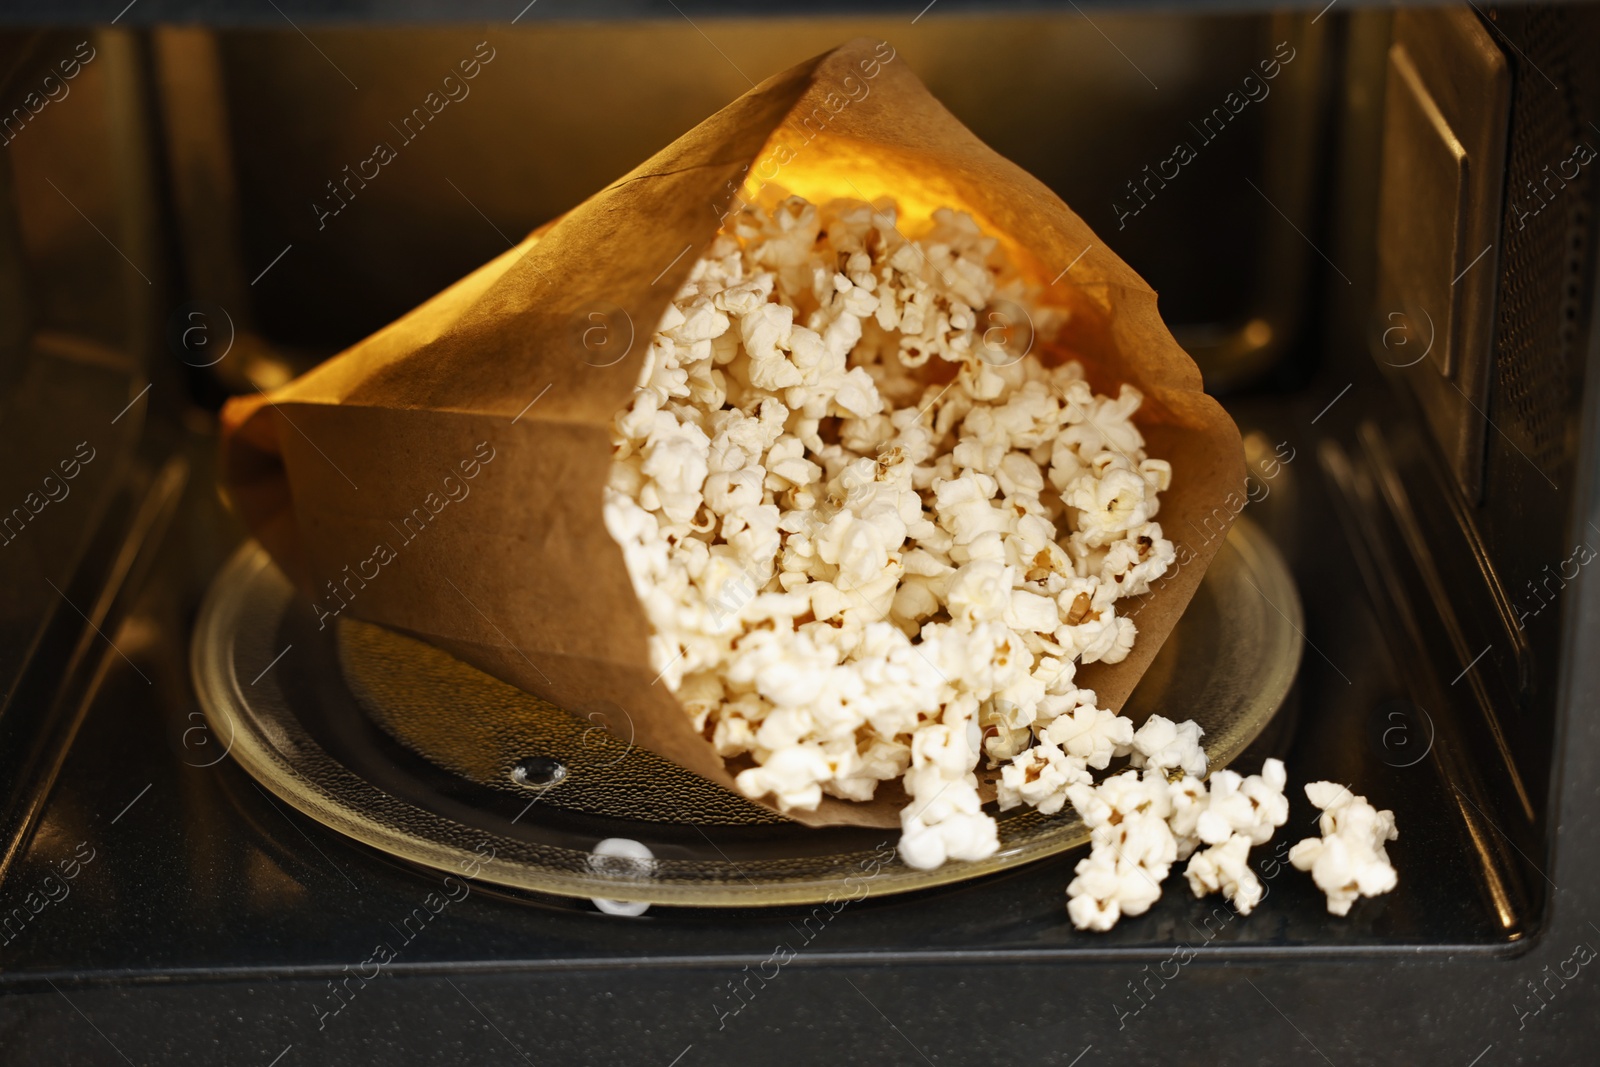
220;37;1246;828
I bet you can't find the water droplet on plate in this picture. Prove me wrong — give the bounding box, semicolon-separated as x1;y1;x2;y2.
511;755;567;787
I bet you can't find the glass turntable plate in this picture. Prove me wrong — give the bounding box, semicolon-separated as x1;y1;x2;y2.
192;516;1302;907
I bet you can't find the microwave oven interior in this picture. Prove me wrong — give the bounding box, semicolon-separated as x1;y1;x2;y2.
1;2;1599;1064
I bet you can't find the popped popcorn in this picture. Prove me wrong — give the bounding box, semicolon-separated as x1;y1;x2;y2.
1065;753;1291;927
1180;758;1289;916
1194;758;1289;847
1183;833;1265;915
1066;847;1164;932
604;191;1178;870
996;737;1091;815
1042;703;1135;770
1166;771;1212;860
1128;713;1208;779
1063;768;1177;929
1289;782;1399;916
1042;699;1400;930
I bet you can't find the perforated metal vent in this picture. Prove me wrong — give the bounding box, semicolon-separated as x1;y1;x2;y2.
1491;5;1594;472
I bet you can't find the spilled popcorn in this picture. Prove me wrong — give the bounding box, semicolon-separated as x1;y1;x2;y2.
1179;758;1290;917
1059;715;1290;930
1289;782;1399;916
604;191;1175;871
1058;721;1397;930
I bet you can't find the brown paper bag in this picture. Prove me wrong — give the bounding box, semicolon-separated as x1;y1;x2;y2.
220;37;1245;829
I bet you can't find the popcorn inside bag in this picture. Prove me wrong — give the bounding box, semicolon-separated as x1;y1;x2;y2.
604;191;1181;869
